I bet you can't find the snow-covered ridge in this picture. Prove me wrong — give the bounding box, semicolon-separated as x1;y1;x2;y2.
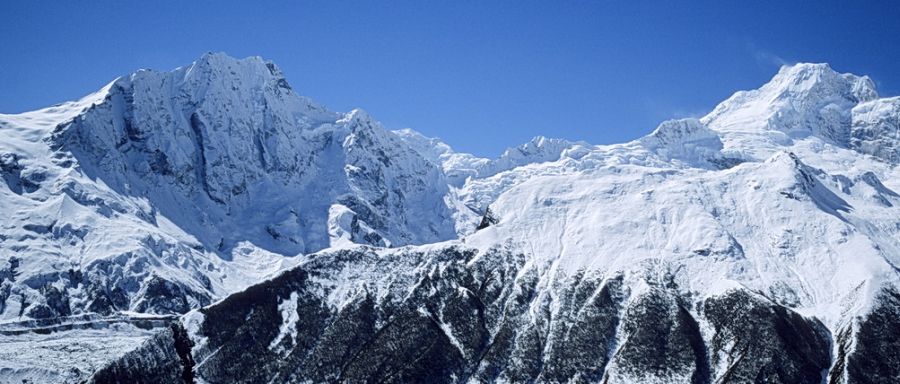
2;54;900;382
0;52;468;325
56;52;460;254
394;128;583;186
699;62;896;162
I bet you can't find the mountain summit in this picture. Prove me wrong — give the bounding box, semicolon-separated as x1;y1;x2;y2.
1;54;899;383
57;52;461;255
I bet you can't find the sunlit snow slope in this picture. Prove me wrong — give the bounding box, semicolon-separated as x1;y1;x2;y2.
0;53;466;321
1;55;899;383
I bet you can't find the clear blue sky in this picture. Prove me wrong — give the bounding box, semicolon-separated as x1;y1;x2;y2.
2;1;899;157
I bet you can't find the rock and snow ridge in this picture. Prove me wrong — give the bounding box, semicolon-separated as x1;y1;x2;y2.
0;53;465;320
0;54;899;383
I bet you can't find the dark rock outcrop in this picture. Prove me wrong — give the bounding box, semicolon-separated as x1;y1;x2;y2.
89;246;886;384
830;287;900;384
89;323;194;384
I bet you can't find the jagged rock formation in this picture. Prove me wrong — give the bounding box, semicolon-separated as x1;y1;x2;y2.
851;97;900;163
1;55;899;382
0;53;464;325
93;246;898;383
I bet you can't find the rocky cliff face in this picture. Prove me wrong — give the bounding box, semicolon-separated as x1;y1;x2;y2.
92;245;899;383
0;53;464;328
851;97;900;164
2;55;900;383
56;53;459;256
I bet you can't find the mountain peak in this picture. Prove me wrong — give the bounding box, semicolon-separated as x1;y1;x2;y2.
181;52;295;94
191;51;271;75
4;54;900;383
48;52;457;257
776;62;833;75
700;62;885;160
768;62;878;102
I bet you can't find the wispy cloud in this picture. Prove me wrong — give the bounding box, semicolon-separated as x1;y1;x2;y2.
746;41;794;69
667;107;710;120
754;50;790;67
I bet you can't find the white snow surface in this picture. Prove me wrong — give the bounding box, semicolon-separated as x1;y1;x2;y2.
0;53;460;325
457;63;900;329
0;322;157;383
268;291;300;355
1;54;900;357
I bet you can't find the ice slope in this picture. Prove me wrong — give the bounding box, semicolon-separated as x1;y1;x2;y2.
0;94;291;325
0;313;175;383
56;53;460;255
466;148;899;322
0;53;471;327
132;61;900;383
394;128;584;187
2;55;900;382
701;63;873;157
851;96;900;163
458;62;900;328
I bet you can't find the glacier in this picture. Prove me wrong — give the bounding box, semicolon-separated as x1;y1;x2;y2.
1;54;899;383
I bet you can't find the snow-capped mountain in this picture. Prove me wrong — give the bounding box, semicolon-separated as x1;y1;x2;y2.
1;55;899;383
0;53;465;321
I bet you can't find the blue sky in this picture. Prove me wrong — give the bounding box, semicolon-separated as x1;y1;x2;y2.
2;1;899;157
